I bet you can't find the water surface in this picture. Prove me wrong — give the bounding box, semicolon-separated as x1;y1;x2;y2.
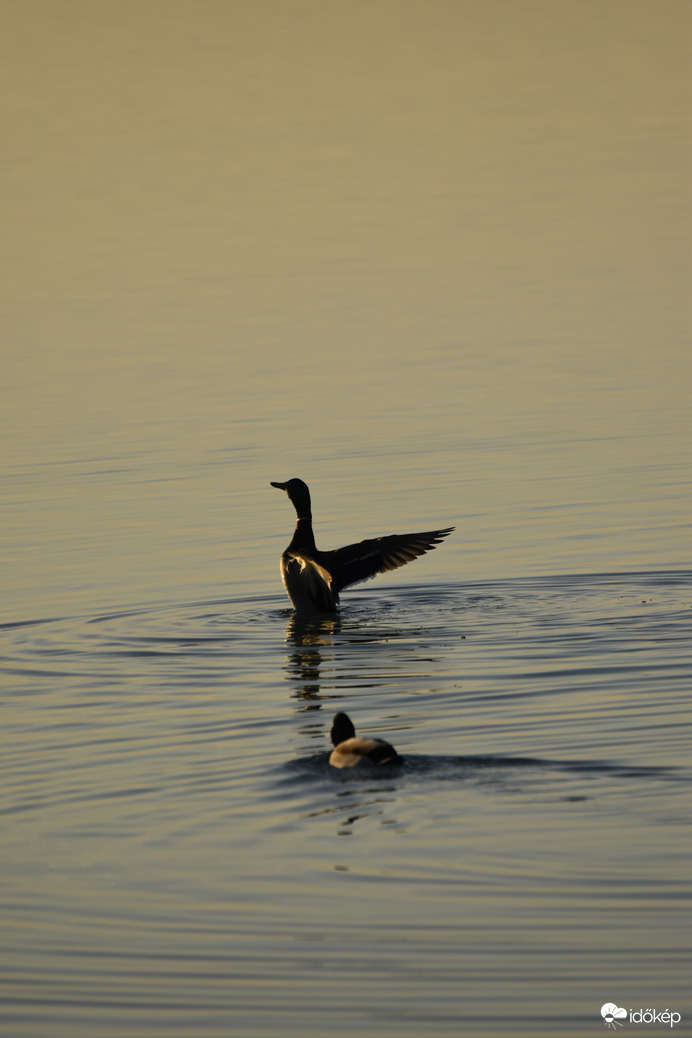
1;2;690;1035
3;572;690;1036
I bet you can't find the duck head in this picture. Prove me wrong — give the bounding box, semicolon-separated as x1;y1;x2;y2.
270;478;312;519
330;712;356;746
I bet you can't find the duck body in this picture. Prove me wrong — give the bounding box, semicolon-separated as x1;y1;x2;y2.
270;478;454;613
329;712;400;769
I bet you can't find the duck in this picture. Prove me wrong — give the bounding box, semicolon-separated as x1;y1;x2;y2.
270;478;454;612
329;712;400;768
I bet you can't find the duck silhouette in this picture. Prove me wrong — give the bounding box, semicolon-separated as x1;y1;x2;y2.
270;478;453;612
329;712;400;768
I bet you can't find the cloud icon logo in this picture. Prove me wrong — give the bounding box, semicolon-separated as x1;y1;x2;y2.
601;1004;627;1029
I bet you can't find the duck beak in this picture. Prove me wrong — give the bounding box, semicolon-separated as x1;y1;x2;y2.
270;481;287;490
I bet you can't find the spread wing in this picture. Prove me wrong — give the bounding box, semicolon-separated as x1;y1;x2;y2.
329;527;454;593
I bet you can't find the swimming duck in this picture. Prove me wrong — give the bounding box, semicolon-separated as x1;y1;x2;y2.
270;478;454;612
329;712;400;768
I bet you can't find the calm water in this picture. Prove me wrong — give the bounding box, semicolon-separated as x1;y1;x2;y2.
2;2;691;1036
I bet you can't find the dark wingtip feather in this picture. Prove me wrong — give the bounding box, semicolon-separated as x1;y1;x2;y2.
332;526;454;590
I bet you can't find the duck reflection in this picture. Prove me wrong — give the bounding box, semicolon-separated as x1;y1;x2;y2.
304;783;404;836
283;612;340;702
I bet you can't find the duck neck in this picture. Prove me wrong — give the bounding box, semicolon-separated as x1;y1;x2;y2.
288;487;312;522
288;516;316;553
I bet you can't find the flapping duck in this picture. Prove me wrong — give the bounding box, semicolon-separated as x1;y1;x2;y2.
270;478;453;612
